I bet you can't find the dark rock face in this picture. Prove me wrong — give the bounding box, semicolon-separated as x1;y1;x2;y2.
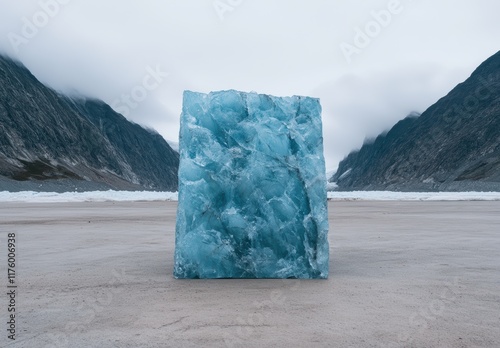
0;55;179;191
331;51;500;191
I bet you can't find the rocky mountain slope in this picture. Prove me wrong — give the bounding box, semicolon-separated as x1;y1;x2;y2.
0;55;179;192
331;50;500;191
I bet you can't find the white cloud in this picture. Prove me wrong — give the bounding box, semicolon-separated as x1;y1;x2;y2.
1;0;499;170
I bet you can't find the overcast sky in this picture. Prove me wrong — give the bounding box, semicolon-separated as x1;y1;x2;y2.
0;0;499;171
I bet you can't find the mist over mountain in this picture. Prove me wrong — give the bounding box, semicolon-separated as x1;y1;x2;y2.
331;51;500;192
0;55;179;192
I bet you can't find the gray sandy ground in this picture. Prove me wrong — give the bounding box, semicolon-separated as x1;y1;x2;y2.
0;201;499;348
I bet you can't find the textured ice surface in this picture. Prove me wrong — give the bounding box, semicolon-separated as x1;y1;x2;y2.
174;90;329;279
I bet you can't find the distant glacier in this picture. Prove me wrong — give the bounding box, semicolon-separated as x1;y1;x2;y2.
2;190;500;203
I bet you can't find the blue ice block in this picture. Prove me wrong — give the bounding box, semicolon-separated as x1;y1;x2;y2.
174;90;329;279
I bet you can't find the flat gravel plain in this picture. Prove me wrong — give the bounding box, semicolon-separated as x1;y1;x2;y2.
0;201;499;348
